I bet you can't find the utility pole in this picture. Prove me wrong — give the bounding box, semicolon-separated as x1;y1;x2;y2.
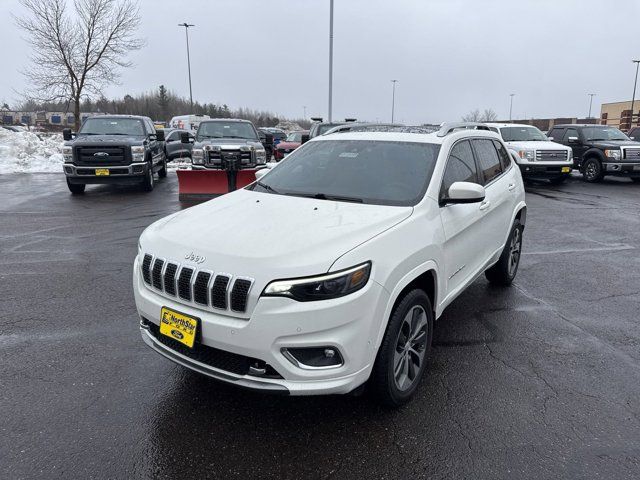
391;80;398;123
328;0;334;122
588;93;596;118
509;94;515;122
631;60;640;128
178;23;195;109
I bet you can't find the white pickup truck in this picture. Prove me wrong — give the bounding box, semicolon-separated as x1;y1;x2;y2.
487;123;573;184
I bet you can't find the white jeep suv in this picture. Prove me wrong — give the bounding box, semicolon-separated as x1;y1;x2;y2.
487;123;573;184
133;123;527;406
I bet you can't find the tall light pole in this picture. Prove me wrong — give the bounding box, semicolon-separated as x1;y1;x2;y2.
631;60;640;128
588;93;596;118
391;80;398;123
178;23;195;109
509;94;515;122
328;0;334;122
303;106;307;120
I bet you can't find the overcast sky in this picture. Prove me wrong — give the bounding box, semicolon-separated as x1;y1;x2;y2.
1;0;639;124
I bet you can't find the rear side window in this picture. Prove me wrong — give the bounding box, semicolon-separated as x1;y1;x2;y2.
492;140;512;171
441;140;478;198
472;139;503;185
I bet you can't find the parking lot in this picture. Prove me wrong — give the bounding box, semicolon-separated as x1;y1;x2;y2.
1;172;640;479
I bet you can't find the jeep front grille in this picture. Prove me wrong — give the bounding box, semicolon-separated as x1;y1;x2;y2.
535;150;569;161
140;254;253;314
624;148;640;160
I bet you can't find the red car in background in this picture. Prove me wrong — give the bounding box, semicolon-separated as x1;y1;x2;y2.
273;130;309;161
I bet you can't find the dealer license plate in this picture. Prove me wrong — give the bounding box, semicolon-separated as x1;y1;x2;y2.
561;167;571;173
160;307;198;348
95;169;110;176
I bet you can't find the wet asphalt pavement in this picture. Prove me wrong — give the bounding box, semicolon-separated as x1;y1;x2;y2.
1;172;640;480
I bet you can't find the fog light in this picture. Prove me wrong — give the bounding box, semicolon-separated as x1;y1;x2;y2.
64;166;73;174
132;165;144;174
282;347;344;369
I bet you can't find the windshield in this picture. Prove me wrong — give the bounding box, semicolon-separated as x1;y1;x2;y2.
317;124;342;135
79;118;145;136
197;121;258;141
582;126;630;141
286;132;303;142
250;140;440;206
500;126;547;142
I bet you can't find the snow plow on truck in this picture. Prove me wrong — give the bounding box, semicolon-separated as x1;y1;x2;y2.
176;118;271;200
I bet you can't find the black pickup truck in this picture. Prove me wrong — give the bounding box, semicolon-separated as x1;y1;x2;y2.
62;115;167;194
548;124;640;183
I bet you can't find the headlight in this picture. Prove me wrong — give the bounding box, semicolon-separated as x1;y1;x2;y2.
568;149;573;161
131;145;145;161
262;262;371;302
605;149;621;160
192;148;204;164
518;149;535;161
256;150;266;164
62;146;73;163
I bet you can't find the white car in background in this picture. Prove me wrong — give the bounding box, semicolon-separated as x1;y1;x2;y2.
488;123;573;184
133;123;526;407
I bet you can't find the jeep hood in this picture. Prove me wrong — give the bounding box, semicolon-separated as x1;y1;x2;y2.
141;189;412;280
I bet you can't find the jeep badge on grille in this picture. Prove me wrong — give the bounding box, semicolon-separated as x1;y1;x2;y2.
184;252;206;264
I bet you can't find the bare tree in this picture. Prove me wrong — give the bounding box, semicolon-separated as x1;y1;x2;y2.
462;108;498;123
15;0;144;130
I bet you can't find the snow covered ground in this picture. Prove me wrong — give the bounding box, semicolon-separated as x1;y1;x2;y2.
0;129;64;174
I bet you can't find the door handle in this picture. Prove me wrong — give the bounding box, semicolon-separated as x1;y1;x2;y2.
479;200;491;211
508;183;516;191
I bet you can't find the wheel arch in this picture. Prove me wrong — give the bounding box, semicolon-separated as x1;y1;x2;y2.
581;148;605;168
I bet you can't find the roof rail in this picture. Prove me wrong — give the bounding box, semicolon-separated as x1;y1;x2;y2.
437;122;491;137
310;117;323;122
322;122;396;135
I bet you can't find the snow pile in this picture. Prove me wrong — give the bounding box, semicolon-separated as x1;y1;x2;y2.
275;121;303;133
0;130;64;174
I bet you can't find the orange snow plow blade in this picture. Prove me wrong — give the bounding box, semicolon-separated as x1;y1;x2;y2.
177;168;260;200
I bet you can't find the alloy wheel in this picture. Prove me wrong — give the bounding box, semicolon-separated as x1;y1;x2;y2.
508;227;522;276
393;305;428;391
585;161;598;181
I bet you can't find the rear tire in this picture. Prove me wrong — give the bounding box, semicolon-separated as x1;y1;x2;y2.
158;154;167;178
582;157;604;183
140;165;154;192
66;179;85;195
485;219;523;286
370;289;433;408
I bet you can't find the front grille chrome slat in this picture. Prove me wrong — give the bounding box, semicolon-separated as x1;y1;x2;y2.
624;148;640;160
535;150;569;161
142;253;253;315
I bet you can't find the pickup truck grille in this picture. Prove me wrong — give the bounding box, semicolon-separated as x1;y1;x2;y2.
141;254;253;314
535;150;568;161
206;149;253;167
74;145;130;166
623;148;640;160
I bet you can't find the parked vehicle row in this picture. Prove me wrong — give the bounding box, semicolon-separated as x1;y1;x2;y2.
134;122;527;406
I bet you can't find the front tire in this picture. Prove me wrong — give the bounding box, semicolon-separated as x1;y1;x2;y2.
582;157;603;183
371;289;433;407
66;178;85;194
485;219;523;286
140;165;155;192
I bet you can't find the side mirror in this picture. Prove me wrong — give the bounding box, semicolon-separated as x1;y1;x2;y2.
155;129;165;141
547;136;554;141
63;128;73;141
442;182;486;206
567;136;579;143
265;134;274;146
180;132;191;144
255;168;268;181
301;133;310;144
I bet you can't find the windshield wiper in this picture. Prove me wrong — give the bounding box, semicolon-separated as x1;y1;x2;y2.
255;181;280;194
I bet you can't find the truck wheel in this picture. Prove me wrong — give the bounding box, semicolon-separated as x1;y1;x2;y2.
158;155;168;179
370;289;433;407
66;179;85;195
485;219;523;286
582;158;603;183
140;165;155;192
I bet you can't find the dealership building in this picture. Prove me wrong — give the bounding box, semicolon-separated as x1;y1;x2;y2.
599;100;640;130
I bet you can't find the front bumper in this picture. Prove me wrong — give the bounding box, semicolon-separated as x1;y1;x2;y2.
602;162;640;176
64;162;148;184
518;164;572;177
133;255;387;395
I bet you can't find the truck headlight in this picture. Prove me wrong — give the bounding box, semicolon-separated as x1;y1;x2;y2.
62;146;73;163
262;262;371;302
605;149;621;160
192;148;204;165
131;145;145;161
518;149;535;161
256;150;266;164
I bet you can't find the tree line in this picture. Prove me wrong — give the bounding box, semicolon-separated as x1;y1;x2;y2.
18;86;310;128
